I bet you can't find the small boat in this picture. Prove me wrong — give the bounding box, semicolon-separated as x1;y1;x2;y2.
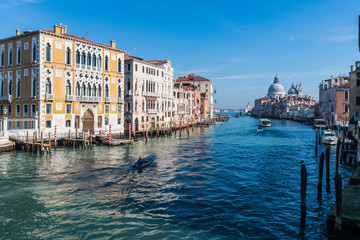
257;125;263;132
260;119;271;127
235;113;240;118
322;131;338;145
131;155;157;169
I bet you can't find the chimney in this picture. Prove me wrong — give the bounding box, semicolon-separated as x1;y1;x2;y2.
54;23;67;34
16;29;20;36
110;40;116;48
351;65;354;72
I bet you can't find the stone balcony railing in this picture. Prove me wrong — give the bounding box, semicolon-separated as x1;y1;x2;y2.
147;109;157;114
105;97;111;103
65;95;74;101
0;95;12;103
45;93;54;101
117;98;124;104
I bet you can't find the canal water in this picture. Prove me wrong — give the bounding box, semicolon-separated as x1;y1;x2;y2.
0;116;354;239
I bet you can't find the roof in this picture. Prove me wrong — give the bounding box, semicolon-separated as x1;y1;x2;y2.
42;30;125;52
144;60;169;65
124;54;144;61
334;82;350;89
176;74;211;82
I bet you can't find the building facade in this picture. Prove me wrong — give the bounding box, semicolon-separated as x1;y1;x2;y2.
0;24;125;135
349;62;360;122
124;55;174;132
319;76;350;126
176;74;213;119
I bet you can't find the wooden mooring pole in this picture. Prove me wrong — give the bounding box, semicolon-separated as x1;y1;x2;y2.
336;138;340;176
317;152;325;202
335;174;342;237
326;148;330;193
315;133;318;156
300;164;307;233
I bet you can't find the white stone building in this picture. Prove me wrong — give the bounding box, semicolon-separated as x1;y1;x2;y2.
124;55;174;132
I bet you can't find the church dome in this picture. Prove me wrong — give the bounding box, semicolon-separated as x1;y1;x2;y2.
267;74;286;99
288;83;299;96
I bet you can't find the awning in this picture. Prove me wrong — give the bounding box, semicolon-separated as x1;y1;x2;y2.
145;97;157;101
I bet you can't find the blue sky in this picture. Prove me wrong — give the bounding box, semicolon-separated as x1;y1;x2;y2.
0;0;359;108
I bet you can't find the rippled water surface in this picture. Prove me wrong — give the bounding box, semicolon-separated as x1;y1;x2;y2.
0;116;354;239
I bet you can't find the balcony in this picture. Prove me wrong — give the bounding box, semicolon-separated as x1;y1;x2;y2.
147;109;157;114
118;98;124;104
105;97;111;103
93;96;101;102
135;90;139;96
0;95;12;103
45;93;54;101
82;96;90;102
65;95;74;101
75;96;81;101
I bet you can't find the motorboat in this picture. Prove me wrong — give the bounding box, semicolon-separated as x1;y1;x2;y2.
257;125;263;132
259;119;271;127
235;113;240;118
131;155;157;169
322;131;338;145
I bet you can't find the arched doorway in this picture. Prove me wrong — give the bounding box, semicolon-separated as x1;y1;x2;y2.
151;117;156;128
83;109;94;133
135;118;139;131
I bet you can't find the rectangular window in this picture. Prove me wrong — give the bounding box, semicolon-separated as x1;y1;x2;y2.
344;104;349;113
117;118;121;125
356;97;360;106
46;103;52;114
8;105;11;116
16;104;20;117
31;104;36;117
105;105;109;114
357;79;360;87
66;104;71;114
66;120;71;127
135;64;138;71
75;115;79;129
142;66;144;73
45;120;51;128
127;64;130;71
98;116;102;128
344;90;349;100
117;105;122;114
23;104;28;117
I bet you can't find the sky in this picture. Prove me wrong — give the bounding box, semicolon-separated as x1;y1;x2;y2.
0;0;359;108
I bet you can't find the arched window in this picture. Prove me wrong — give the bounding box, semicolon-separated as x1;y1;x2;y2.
66;80;71;95
87;53;91;66
81;83;85;96
45;43;51;62
76;82;80;96
98;84;102;97
17;47;21;64
105;84;109;97
0;80;3;96
8;79;12;95
9;48;12;65
81;52;86;65
142;100;144;111
105;56;109;71
97;55;102;68
92;84;97;96
92;54;96;67
135;100;137;111
1;50;4;66
32;44;36;62
16;78;21;97
32;76;36;97
76;50;80;64
87;83;91;96
117;58;121;73
45;78;51;94
117;86;121;98
66;47;71;65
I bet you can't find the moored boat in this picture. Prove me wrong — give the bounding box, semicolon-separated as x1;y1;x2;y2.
235;113;240;118
322;131;337;145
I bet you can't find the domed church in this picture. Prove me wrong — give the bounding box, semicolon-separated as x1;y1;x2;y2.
287;83;303;97
267;74;286;99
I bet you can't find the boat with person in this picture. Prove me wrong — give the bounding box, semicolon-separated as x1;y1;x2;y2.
131;155;157;169
257;125;263;132
322;131;338;145
259;119;271;127
235;113;240;118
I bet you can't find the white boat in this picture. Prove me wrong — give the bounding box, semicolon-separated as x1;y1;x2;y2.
257;125;263;132
322;131;338;145
260;119;271;127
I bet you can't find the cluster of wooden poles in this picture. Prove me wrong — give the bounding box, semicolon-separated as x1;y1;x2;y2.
300;131;359;236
